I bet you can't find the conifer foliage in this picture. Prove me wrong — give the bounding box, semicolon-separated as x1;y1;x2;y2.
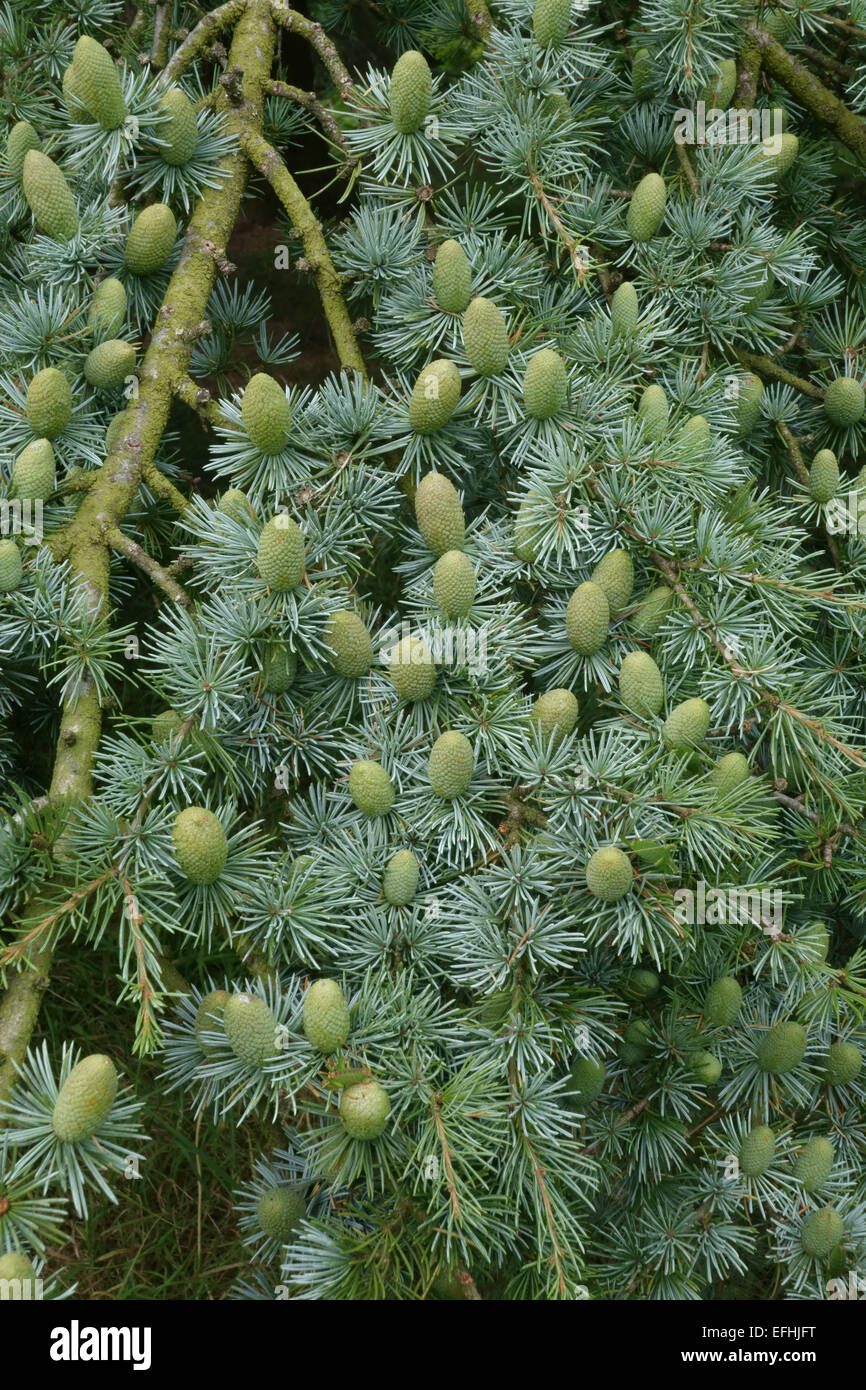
2;0;866;1303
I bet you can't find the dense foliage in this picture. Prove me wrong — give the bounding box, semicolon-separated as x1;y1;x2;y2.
1;0;866;1302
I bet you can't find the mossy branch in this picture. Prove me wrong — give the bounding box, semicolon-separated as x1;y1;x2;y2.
159;0;249;86
264;79;352;156
105;526;194;609
746;22;866;162
269;2;355;97
239;129;367;375
734;348;824;399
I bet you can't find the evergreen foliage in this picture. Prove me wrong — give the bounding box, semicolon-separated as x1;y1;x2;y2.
1;0;866;1306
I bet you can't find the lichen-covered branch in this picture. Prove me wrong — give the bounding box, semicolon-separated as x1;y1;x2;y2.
159;0;249;86
269;1;356;96
264;78;352;155
240;129;367;374
735;348;824;399
747;22;866;162
105;525;194;609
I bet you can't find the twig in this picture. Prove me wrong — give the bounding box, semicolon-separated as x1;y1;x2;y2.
105;525;194;609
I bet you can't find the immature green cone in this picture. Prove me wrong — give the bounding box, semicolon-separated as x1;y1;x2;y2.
194;989;229;1055
699;58;737;108
621;1018;652;1064
62;63;91;119
0;540;23;592
662;697;711;751
242;373;292;453
261;643;297;693
172;806;228;884
565;581;609;655
710;751;750;795
794;1137;834;1194
84;339;136;390
340;1078;391;1140
349;759;395;816
513;498;540;562
22;150;78;239
738;1124;775;1177
257;514;305;591
824;376;865;426
462;296;509;376
618;650;665;716
826;378;866;428
757;1020;807;1073
531;688;579;744
428;730;474;798
637;384;669;441
218;488;252;522
610;281;639;338
585;846;632;901
703;975;743;1026
626;172;666;241
415;471;465;554
409;359;461;433
433;550;475;618
383;849;419;906
734;372;764;436
10;439;55;501
564;1057;606;1107
0;1252;37;1293
387;634;437;700
801;1207;844;1259
822;1041;862;1086
809;449;839;502
25;368;72;439
326;610;374;677
72;36;127;129
591;548;634;612
532;0;571;46
105;413;129;452
687;1050;722;1085
124;203;176;275
6;121;40;181
157;88;198;166
223;992;279;1066
389;50;433;133
52;1054;118;1142
799;920;830;961
680;414;710;451
631;48;655;99
152;708;183;743
432;239;472;313
522;348;567;418
746;267;775;311
624;968;659;999
631;584;673;636
757;131;798;180
257;1186;306;1242
303;978;351;1053
88;277;127;335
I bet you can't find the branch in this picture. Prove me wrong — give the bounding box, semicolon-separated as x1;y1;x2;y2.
105;525;194;609
735;41;762;109
239;129;367;375
746;22;866;162
172;374;227;427
264;79;352;156
159;0;249;86
734;348;824;399
144;463;190;514
269;2;355;97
